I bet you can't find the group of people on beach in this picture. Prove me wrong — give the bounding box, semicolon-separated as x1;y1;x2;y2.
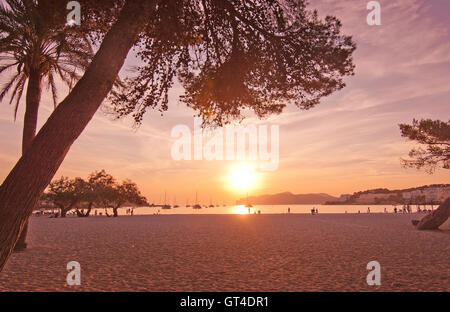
392;204;433;214
354;204;434;214
34;208;137;218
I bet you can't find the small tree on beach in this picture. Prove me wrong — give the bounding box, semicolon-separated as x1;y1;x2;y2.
45;176;89;217
400;119;450;230
79;170;118;217
110;180;148;217
0;0;356;271
75;170;148;217
45;171;147;218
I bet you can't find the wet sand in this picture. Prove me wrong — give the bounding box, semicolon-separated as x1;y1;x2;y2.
0;214;448;291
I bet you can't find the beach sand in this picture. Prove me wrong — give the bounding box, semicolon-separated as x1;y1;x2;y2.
0;213;449;291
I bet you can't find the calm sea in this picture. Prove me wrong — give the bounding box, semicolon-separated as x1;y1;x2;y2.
97;204;435;216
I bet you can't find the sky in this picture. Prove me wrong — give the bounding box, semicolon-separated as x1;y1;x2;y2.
0;0;449;204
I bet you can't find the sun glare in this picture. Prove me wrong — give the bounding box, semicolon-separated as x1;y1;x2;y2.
234;205;251;214
227;164;256;191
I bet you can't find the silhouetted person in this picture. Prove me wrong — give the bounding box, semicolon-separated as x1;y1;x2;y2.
394;207;397;213
288;207;291;214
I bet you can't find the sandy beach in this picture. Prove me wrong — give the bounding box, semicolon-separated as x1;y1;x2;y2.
0;213;449;292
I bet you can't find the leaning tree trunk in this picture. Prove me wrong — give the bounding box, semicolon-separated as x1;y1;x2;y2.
14;69;43;251
413;197;450;230
0;0;154;271
415;197;450;230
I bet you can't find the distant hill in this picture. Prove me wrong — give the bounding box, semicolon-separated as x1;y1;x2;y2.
236;192;338;205
325;184;450;205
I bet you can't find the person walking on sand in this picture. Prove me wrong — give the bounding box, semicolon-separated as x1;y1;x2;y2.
288;207;291;214
367;207;370;214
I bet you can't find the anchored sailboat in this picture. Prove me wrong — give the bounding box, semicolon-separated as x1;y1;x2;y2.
245;192;253;208
193;191;202;209
162;191;171;209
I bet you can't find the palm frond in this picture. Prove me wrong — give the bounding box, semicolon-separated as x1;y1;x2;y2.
47;68;58;108
0;61;19;75
0;0;93;120
13;74;26;121
0;71;22;102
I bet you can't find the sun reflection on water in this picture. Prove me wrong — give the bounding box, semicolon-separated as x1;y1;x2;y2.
233;205;253;214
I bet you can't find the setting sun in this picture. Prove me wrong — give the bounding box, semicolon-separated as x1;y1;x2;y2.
226;164;257;192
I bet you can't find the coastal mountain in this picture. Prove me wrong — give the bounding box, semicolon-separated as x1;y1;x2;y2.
236;192;338;205
236;184;450;205
326;184;450;205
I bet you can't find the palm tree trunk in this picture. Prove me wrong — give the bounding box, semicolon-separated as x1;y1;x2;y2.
414;197;450;230
14;69;42;251
0;0;154;271
22;69;42;154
